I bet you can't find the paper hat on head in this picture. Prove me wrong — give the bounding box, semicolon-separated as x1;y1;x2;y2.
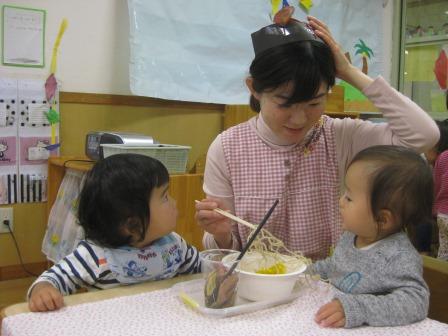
251;6;323;56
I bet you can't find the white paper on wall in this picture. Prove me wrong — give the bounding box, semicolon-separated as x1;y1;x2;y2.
0;77;59;204
0;78;19;205
28;103;50;125
2;6;45;67
128;0;383;104
17;79;59;203
0;103;7;127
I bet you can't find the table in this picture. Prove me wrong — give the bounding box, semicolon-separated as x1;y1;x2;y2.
0;274;200;318
2;274;448;336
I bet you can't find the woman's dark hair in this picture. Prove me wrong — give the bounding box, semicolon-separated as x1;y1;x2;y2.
349;145;433;240
78;153;169;248
249;40;336;112
435;119;448;154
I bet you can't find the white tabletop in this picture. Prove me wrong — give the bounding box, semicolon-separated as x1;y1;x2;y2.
2;275;448;336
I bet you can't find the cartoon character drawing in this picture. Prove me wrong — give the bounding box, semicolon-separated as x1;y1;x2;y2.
36;140;50;148
0;141;8;159
338;272;362;293
28;140;50;161
162;247;182;270
122;260;147;277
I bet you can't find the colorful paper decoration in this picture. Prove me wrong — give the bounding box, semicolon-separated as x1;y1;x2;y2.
299;0;313;12
45;18;68;145
434;49;447;90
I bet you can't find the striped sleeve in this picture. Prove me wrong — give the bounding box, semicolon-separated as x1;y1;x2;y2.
28;241;117;297
174;233;201;275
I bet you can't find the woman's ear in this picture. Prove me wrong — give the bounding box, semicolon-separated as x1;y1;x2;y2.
246;77;260;100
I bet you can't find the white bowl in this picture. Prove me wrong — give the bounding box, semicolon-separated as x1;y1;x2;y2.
222;252;307;301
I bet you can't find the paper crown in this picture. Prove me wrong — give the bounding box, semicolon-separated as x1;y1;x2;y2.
251;7;323;56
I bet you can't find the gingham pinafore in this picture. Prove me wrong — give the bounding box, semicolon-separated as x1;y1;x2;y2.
221;115;342;260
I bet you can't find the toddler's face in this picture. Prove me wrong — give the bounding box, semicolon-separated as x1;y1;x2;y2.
132;183;178;249
339;161;378;243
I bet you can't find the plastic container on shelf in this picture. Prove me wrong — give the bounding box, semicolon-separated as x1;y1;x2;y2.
101;143;191;174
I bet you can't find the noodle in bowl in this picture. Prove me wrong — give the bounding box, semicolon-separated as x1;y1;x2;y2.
222;251;307;301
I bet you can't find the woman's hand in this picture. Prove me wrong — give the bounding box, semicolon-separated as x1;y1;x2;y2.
195;198;233;248
315;299;346;328
307;16;373;91
29;282;64;312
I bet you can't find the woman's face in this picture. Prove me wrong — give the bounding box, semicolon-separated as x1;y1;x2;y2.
248;79;328;145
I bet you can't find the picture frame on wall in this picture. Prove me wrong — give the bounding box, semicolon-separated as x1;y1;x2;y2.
2;5;46;68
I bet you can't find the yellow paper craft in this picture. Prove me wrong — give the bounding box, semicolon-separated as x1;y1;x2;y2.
50;19;68;74
300;0;313;12
271;0;282;17
48;19;68;144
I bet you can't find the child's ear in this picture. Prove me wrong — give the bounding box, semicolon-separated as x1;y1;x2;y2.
120;226;137;244
245;77;261;100
121;217;142;244
377;209;396;232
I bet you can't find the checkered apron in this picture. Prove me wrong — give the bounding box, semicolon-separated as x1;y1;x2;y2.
221;115;342;260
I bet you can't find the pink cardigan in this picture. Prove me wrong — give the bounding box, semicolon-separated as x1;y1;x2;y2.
434;150;448;216
203;76;439;250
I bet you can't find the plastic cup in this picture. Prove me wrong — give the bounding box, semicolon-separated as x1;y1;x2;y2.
199;249;240;309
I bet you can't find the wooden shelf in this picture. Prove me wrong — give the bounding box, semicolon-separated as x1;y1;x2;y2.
405;34;448;48
49;157;94;171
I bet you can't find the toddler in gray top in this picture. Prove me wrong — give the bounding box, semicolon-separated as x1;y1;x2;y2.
312;145;431;328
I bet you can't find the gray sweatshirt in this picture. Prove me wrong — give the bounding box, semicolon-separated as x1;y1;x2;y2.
311;231;429;328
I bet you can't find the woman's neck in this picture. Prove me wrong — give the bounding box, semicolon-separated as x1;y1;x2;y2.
255;113;309;147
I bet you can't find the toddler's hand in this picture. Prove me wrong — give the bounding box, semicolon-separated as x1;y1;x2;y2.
315;299;346;328
29;282;64;312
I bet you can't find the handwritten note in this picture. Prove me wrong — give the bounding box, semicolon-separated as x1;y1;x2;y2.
2;6;45;67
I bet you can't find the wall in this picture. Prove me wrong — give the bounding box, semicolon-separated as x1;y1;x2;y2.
0;0;223;274
60;102;222;168
0;0;130;94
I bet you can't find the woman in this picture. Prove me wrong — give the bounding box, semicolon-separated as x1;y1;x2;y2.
196;12;439;260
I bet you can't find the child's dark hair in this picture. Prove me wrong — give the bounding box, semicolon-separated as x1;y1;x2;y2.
349;145;433;238
435;119;448;154
249;40;336;112
78;153;169;248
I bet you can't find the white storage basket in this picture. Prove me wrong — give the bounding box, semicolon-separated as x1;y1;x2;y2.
101;144;191;174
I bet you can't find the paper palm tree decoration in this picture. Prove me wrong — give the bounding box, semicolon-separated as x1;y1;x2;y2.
45;19;68;146
354;39;374;75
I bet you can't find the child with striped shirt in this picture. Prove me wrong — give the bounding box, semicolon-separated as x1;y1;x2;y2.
28;154;201;312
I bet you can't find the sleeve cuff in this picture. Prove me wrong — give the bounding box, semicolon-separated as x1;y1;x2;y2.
202;232;240;251
27;278;59;300
335;294;366;328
